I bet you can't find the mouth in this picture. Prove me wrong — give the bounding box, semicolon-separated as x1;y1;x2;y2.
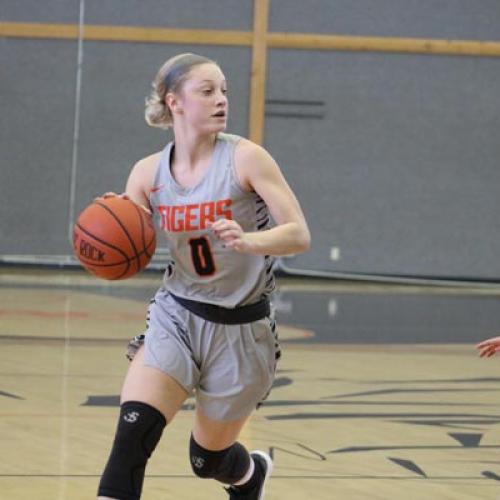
213;111;226;118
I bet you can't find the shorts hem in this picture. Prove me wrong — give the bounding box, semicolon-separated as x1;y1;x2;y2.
142;360;193;396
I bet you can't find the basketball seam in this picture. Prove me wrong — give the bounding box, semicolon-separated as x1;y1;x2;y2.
94;200;142;269
133;203;153;262
75;223;131;278
145;236;156;255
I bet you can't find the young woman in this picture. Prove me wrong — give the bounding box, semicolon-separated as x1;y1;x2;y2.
97;53;310;500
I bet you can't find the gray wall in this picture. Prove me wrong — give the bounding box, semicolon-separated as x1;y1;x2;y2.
1;0;500;280
265;0;500;280
266;50;500;280
0;1;252;258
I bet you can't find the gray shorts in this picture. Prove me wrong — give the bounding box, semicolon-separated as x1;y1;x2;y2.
142;288;280;421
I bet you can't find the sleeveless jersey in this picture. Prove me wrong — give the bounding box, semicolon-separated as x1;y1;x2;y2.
149;133;275;308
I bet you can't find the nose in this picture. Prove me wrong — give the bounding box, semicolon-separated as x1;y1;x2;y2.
216;89;227;104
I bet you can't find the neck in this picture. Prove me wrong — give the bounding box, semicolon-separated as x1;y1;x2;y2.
171;127;218;169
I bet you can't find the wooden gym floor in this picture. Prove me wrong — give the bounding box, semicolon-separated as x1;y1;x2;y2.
1;267;500;499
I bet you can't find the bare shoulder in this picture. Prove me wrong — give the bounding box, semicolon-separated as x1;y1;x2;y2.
129;151;162;185
234;139;278;190
126;151;162;204
235;138;274;165
133;151;163;175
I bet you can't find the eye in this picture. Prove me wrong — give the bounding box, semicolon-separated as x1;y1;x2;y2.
221;88;228;95
202;89;213;95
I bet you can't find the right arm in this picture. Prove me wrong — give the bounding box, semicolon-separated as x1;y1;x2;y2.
124;152;162;211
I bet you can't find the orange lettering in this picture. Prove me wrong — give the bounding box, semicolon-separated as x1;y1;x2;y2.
172;205;185;232
199;202;216;229
158;200;233;233
185;204;198;231
158;205;170;231
216;199;233;220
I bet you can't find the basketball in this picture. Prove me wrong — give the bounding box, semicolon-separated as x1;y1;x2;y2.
73;196;156;280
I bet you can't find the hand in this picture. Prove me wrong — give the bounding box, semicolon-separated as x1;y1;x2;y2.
208;218;254;253
94;191;130;201
476;336;500;358
94;192;151;216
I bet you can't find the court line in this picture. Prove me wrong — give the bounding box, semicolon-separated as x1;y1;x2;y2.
0;473;489;480
2;279;499;296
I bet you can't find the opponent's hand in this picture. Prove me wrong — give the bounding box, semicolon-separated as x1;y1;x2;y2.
476;336;500;358
208;219;255;253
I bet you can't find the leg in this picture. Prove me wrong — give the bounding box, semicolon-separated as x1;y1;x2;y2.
193;406;248;450
189;408;273;499
121;344;189;422
97;346;189;500
187;318;279;498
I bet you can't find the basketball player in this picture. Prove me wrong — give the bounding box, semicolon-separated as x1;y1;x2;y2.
97;53;310;500
477;336;500;357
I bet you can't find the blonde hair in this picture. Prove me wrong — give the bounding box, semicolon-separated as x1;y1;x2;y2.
145;53;216;129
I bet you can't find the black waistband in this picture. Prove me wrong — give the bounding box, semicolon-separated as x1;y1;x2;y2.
169;293;270;325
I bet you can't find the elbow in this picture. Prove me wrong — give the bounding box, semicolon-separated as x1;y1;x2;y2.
296;228;311;254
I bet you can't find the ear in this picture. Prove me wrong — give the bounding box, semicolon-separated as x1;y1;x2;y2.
165;92;182;116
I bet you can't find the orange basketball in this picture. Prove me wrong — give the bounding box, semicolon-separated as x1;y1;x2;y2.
73;197;156;280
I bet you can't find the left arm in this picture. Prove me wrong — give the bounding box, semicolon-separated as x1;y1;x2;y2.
209;140;311;256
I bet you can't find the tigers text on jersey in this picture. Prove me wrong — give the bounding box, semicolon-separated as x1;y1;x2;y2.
149;133;275;308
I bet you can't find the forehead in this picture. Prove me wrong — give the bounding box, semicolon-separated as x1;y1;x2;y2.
186;63;226;84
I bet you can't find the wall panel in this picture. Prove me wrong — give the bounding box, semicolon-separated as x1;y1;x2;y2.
265;49;500;279
0;38;77;255
269;0;500;40
84;0;253;30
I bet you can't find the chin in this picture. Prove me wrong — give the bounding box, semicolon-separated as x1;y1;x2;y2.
210;123;227;133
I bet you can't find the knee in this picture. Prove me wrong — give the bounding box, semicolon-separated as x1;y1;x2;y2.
189;434;250;484
110;401;166;458
98;401;167;499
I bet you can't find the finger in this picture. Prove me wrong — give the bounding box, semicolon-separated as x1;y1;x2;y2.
216;229;241;241
93;193;113;202
211;224;237;236
478;346;490;357
477;337;500;347
226;239;245;252
138;204;152;215
480;346;497;358
95;191;130;201
210;220;235;231
476;340;494;348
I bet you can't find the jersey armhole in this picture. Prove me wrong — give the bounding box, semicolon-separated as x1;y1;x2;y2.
229;136;255;195
148;142;173;205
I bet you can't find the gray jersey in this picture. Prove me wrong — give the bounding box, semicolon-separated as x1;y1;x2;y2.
149;133;275;307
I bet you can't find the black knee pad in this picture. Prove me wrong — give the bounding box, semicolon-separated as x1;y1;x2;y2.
189;434;250;484
98;401;167;500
